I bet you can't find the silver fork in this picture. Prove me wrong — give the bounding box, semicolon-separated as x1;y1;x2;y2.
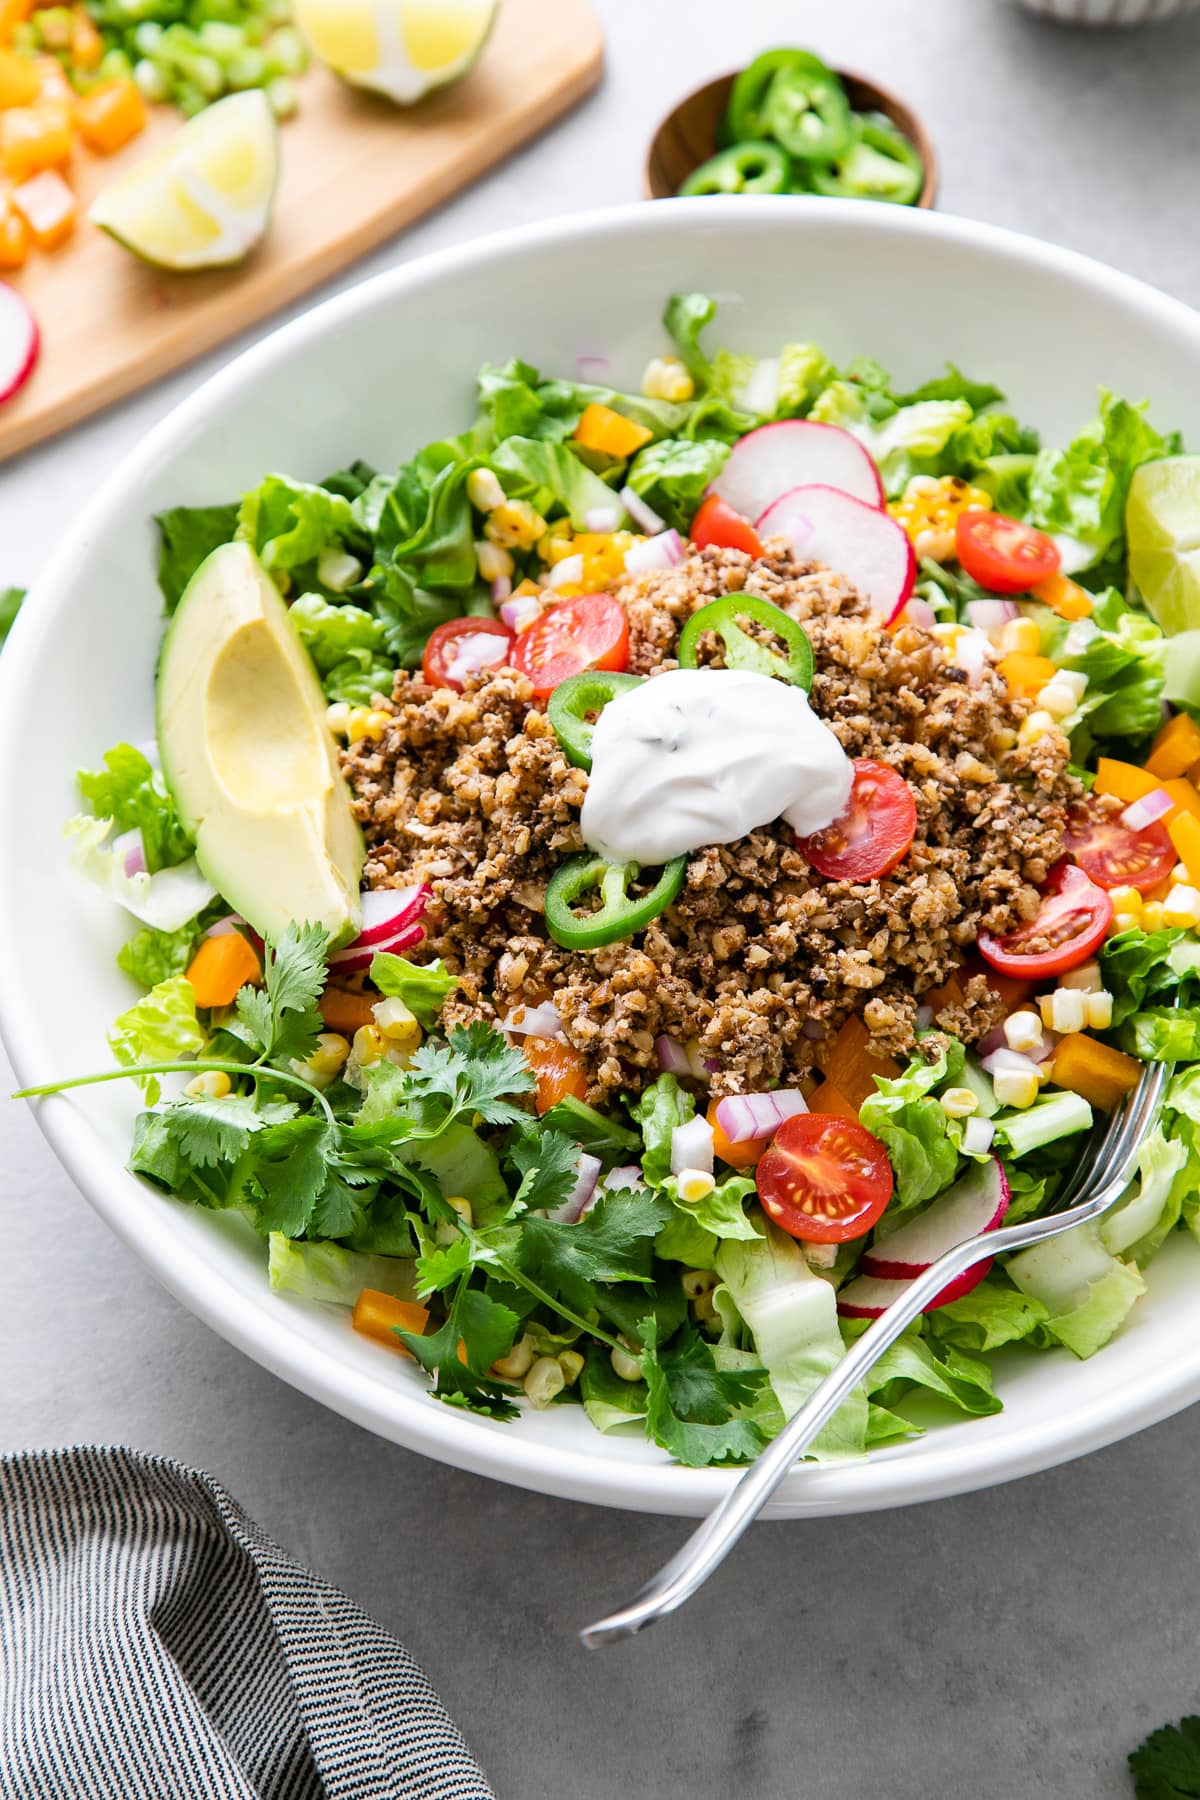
581;1054;1170;1648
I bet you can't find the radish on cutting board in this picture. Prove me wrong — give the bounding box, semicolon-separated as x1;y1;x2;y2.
710;420;884;522
837;1157;1011;1317
0;282;38;406
757;483;916;624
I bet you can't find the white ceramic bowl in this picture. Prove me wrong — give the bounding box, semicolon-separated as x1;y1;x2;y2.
4;198;1200;1519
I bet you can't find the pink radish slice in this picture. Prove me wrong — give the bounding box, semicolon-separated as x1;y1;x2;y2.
837;1259;995;1317
356;884;430;948
757;484;916;625
711;421;884;520
0;282;38;405
328;918;426;975
859;1157;1010;1280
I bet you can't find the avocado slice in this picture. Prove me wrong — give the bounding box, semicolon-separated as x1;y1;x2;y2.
157;541;365;948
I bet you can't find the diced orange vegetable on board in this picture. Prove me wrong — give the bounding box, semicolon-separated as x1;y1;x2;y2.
998;652;1057;697
1169;811;1200;889
1051;1034;1142;1112
807;1079;860;1122
523;1034;588;1114
1163;777;1200;823
0;102;71;181
1093;758;1160;805
352;1289;430;1355
1146;713;1200;781
319;984;377;1035
185;932;262;1008
815;1014;901;1110
74;77;145;154
0;195;30;267
573;402;653;460
1029;572;1094;621
0;50;39;109
707;1098;768;1169
11;167;74;247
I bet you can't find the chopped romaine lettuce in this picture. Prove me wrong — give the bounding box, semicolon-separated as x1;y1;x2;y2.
109;975;207;1102
1008;1222;1146;1358
268;1234;418;1307
859;1038;964;1215
1027;391;1179;570
368;952;456;1029
66;815;216;934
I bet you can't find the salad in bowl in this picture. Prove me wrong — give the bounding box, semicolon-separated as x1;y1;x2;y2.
29;287;1200;1470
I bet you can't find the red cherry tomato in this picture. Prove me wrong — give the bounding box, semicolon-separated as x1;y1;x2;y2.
691;494;764;559
510;593;630;700
756;1113;894;1244
423;617;513;692
796;759;917;882
955;510;1061;595
977;862;1113;979
1064;800;1176;894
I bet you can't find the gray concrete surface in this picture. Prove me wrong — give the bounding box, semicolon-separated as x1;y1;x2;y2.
4;2;1200;1794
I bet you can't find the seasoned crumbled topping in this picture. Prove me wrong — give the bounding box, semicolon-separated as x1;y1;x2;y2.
341;544;1080;1101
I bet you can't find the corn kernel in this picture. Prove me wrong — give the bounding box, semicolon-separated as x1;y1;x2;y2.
676;1169;716;1204
913;527;955;563
888;475;992;550
351;1024;388;1069
1001;618;1042;657
557;1350;585;1386
940;1087;980;1118
1085;991;1114;1030
185;1070;232;1099
1059;961;1102;993
466;467;507;513
1057;670;1089;703
1019;710;1056;745
802;1241;839;1270
524;1356;566;1407
325;701;351;738
303;1032;351;1083
475;539;514;583
993;1067;1039;1109
1050;988;1087;1034
1113;912;1143;936
345;707;372;744
491;1333;536;1380
317;549;363;593
1174;862;1192;885
1164;884;1200;928
1108;887;1144;922
1037;1060;1055;1084
1037;681;1079;720
610;1341;643;1382
642;355;694;403
1004;1010;1044;1054
1143;902;1167;932
681;1269;719;1301
485;500;546;550
372;996;422;1051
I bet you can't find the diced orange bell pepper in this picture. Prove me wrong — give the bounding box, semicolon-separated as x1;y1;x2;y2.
807;1078;860;1121
815;1014;901;1110
1051;1033;1142;1112
523;1033;588;1114
74;76;145;153
573;402;654;460
0;194;30;267
998;651;1058;697
185;932;262;1008
1;101;71;181
0;0;34;37
1169;810;1200;889
1029;571;1094;621
1147;713;1200;781
70;8;104;70
11;166;74;246
30;56;72;105
0;49;39;108
319;984;378;1035
706;1098;768;1170
351;1289;430;1355
1093;758;1161;805
1163;777;1200;823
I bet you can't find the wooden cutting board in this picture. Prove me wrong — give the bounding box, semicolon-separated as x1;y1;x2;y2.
0;0;603;464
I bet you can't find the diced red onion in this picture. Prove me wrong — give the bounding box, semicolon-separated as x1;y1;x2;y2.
704;1057;723;1075
624;529;685;575
1121;788;1174;831
962;1116;995;1155
904;598;937;628
671;1114;715;1177
619;484;665;536
113;827;146;878
915;1004;934;1029
655;1033;693;1076
965;599;1020;629
328;885;431;973
715;1089;808;1146
205;913;247;939
954;628;991;688
575;353;610;381
500;593;543;634
604;1164;646;1193
490;574;512;606
552;1153;603;1223
501;999;564;1040
585;505;621;534
801;1019;826;1042
979;1046;1040;1078
548;553;584;591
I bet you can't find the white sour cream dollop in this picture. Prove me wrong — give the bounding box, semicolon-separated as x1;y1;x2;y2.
579;668;853;866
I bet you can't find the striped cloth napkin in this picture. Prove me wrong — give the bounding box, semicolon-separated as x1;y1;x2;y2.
0;1447;495;1800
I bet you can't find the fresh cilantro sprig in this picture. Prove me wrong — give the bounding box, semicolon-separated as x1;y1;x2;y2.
1130;1716;1200;1798
233;921;327;1067
639;1319;770;1468
394;1276;523;1419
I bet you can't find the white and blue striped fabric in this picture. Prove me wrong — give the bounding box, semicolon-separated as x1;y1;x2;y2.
0;1447;495;1800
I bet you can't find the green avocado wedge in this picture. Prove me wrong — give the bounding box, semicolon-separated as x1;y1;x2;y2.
156;541;365;949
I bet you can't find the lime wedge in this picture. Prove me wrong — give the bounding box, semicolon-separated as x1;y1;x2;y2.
294;0;497;105
1127;456;1200;637
89;91;279;271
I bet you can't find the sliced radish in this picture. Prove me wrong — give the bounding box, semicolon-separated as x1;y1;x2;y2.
756;485;916;624
836;1273;917;1320
0;281;38;406
711;421;884;521
860;1157;1010;1280
328;883;431;974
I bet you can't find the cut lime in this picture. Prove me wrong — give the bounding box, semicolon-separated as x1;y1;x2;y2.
89;91;279;271
294;0;497;105
1127;456;1200;637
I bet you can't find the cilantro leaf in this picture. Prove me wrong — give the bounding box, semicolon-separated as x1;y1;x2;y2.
509;1127;583;1216
1130;1717;1200;1798
515;1185;671;1314
236;922;328;1065
395;1280;521;1419
159;1092;297;1169
400;1021;534;1128
247;1114;335;1237
415;1234;473;1299
639;1320;769;1468
78;743;193;873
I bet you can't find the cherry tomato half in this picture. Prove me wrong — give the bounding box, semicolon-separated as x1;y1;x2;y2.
423;617;513;692
691;494;765;559
1064;799;1176;894
977;862;1113;979
796;759;917;882
955;510;1061;595
510;593;630;701
756;1112;894;1244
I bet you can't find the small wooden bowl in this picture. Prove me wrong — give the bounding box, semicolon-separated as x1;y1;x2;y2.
645;68;938;209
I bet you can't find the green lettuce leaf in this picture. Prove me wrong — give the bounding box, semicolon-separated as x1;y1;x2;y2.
859;1038;965;1216
1007;1221;1147;1358
156;503;239;611
267;1234;417;1307
476;357;689;445
627;436;729;532
630;1073;695;1186
852;1321;1002;1419
924;1278;1050;1353
238;474;358;574
489;437;624;530
78;742;194;873
1100;1127;1190;1264
0;585;24;649
1101;925;1200;1024
663;1172;758;1241
1027;390;1179;569
1050;601;1166;752
580;1342;648;1434
368;952;456;1029
663;291;717;383
287;591;390;701
108;975;208;1102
